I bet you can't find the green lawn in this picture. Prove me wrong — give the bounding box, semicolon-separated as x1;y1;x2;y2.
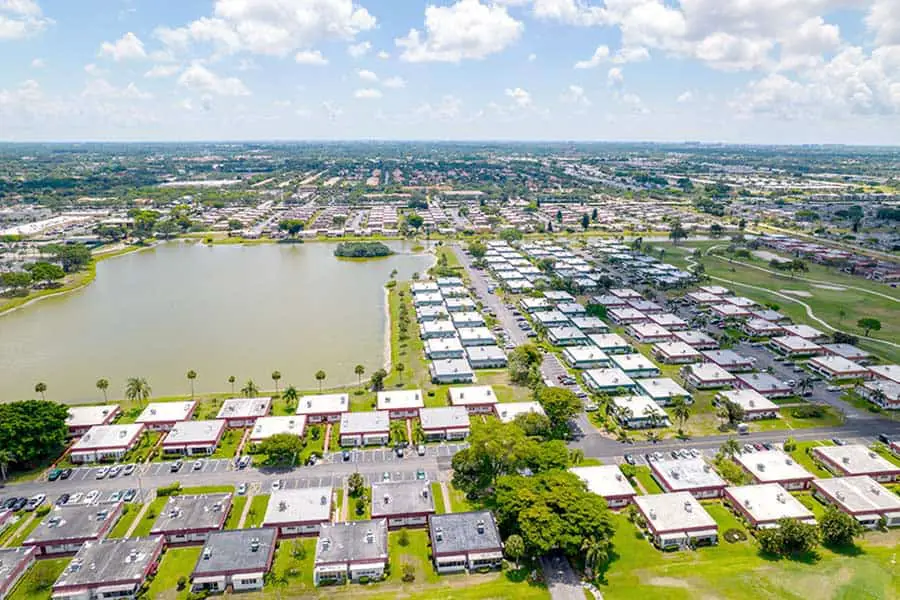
870;442;900;467
179;485;234;495
211;428;243;459
7;558;69;600
245;495;270;528
266;538;316;591
6;513;45;547
431;482;447;515
447;484;474;513
788;441;835;478
794;492;827;520
131;497;168;537
123;431;162;463
631;466;664;495
107;503;143;538
349;494;371;521
226;495;248;529
144;547;200;600
0;515;25;547
388;529;440;585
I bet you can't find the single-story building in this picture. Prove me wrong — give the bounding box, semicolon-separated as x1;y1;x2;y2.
769;336;823;357
136;401;197;431
448;385;497;414
812;476;900;528
162;420;228;456
191;528;277;594
340;411;391;446
494;402;545;423
652;342;702;365
546;326;590;347
546;290;577;302
23;503;123;556
610;353;660;378
216;397;272;428
750;309;787;322
742;318;784;338
570;465;637;508
582;368;636;394
724;483;816;529
569;316;609;334
723;296;757;309
647;313;689;331
611;395;671;428
429;359;475;384
821;343;872;363
533;310;571;329
451;312;485;329
372;481;435;529
420;321;458;340
445;298;476;312
413;291;444;307
680;363;736;390
441;285;469;299
428;511;503;574
69;424;145;464
710;303;751;319
590;294;628;309
635;378;692;406
456;327;496;347
419;407;470;441
781;324;827;341
0;547;36;600
66;405;120;437
686;291;722;305
295;393;349;423
715;389;779;420
609;288;641;299
811;445;900;482
249;416;307;445
807;356;870;381
51;536;165;600
314;519;389;585
377;389;425;419
625;298;662;314
588;333;631;354
425;337;466;360
734;372;793;398
557;302;587;317
608;308;649;325
868;364;900;385
436;276;464;288
411;281;440;294
634;493;718;550
649;458;726;499
464;345;507;369
263;487;333;536
701;350;754;373
520;297;552;313
699;285;731;296
672;330;719;350
734;450;814;490
415;305;449;322
562;345;611;369
626;323;675;344
150;494;232;544
856;379;900;410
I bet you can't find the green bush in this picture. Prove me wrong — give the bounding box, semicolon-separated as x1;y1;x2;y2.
35;505;52;517
723;528;747;543
157;482;182;497
791;405;825;419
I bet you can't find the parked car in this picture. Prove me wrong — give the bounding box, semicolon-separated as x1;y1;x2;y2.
623;454;636;465
2;498;18;510
108;491;123;503
122;464;136;476
84;490;100;505
395;447;404;458
67;493;83;506
416;469;426;480
59;468;73;480
417;445;426;457
95;467;109;479
170;460;183;473
237;483;247;496
47;469;62;482
382;472;391;482
271;480;282;492
826;385;842;392
122;489;137;502
12;498;27;511
831;438;846;446
238;456;251;469
192;460;204;471
743;444;755;454
342;450;351;462
55;494;70;506
108;465;122;478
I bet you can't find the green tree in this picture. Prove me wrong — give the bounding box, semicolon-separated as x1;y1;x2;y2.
581;213;590;230
34;382;47;400
406;213;425;231
395;362;405;382
278;219;305;238
315;370;326;392
241;379;259;397
505;534;525;568
0;449;12;481
186;370;197;399
668;219;688;245
709;223;724;237
47;244;92;273
131;210;161;242
757;518;819;556
857;318;881;336
125;377;151;406
819;506;864;547
348;472;365;497
718;399;745;427
228;375;236;394
783;437;797;452
0;400;69;469
536;386;581;439
499;228;524;243
257;433;305;466
271;371;281;394
514;411;552;439
670;396;691;431
27;262;65;286
370;368;387;391
467;241;487;259
282;386;299;408
508;344;542;388
582;535;611;576
228;219;243;231
96;378;109;403
720;438;741;458
1;271;32;292
354;364;366;388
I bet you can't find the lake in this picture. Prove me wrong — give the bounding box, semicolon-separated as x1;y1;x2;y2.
0;240;434;404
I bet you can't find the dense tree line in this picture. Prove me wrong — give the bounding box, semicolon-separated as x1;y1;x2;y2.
333;241;394;258
0;400;70;471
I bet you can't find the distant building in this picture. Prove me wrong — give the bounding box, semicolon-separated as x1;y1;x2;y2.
635;378;692;406
807;356;869;381
672;330;719;350
429;359;475;384
652;342;701;365
464;345;508;369
249;415;306;445
734;450;814;490
680;363;736;390
701;350;754;373
376;390;424;419
428;511;503;574
610;353;660;378
447;385;497;414
769;336;823;357
562;345;611;369
136;401;197;431
582;368;636;394
634;493;718;550
724;484;815;529
715;390;779;420
734;372;792;398
51;537;165;600
66;405;120;437
295;393;348;423
419;407;470;441
570;465;636;508
811;445;900;483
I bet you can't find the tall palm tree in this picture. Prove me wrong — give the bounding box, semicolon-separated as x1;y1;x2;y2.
125;377;152;407
241;379;259;398
0;449;12;481
354;364;365;388
228;375;236;395
282;386;299;408
396;363;405;383
720;438;740;458
34;382;47;400
186;370;197;399
96;378;110;403
315;370;326;393
670;396;691;431
581;536;610;576
271;371;282;394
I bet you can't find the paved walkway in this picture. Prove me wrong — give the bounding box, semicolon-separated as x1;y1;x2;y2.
439;481;452;513
237;492;254;528
123;501;152;538
323;423;333;452
339;481;349;521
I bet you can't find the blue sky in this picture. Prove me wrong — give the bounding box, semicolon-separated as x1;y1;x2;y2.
1;0;899;143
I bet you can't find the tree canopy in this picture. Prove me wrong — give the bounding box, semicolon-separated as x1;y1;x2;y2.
757;518;819;556
508;344;542;388
0;400;70;468
334;241;394;258
535;386;581;439
256;433;305;465
819;506;864;547
46;244;92;273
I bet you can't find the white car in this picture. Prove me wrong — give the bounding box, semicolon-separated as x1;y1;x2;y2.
271;480;281;492
67;492;84;505
192;460;204;471
237;483;247;495
84;490;101;505
95;467;109;479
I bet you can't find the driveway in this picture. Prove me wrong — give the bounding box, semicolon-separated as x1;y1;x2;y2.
541;554;586;600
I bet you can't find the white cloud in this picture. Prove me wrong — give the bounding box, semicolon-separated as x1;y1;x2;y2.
348;41;371;58
607;67;624;86
295;50;328;65
560;84;591;106
528;53;537;61
82;78;152;100
357;69;378;82
354;87;382;99
0;0;52;40
613;46;650;63
676;90;693;103
84;63;106;77
99;32;147;61
532;0;605;27
505;87;532;107
322;100;343;119
178;63;250;96
619;91;648;113
377;50;390;59
30;57;44;68
867;0;900;46
415;95;462;120
144;64;181;78
778;16;841;71
382;76;406;89
574;45;609;69
155;0;376;57
397;0;523;63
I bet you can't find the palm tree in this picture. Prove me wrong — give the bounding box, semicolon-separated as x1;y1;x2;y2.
125;377;152;407
282;386;299;408
241;379;259;398
186;370;197;399
670;396;691;432
271;371;282;394
396;363;405;383
354;364;365;388
228;375;236;395
34;382;47;400
569;449;585;465
315;370;326;393
720;438;740;458
96;378;110;403
581;535;610;577
0;449;12;481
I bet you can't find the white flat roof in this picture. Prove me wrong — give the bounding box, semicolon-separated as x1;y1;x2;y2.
216;397;271;420
613;395;668;419
584;368;635;389
249;416;307;442
71;424;144;451
136;401;196;424
781;324;824;339
735;450;814;483
628;323;671;337
772;335;822;352
295;393;349;415
563;345;609;361
588;333;630;349
636;378;690;401
813;445;900;476
164;420;226;445
263;487;332;525
67;405;119;428
340;410;390;434
425;337;465;353
635;492;717;533
652;458;725;491
654;342;700;358
717;389;779;413
813;476;900;514
726;483;814;525
869;364;900;383
610;353;658;372
570;465;636;499
419;406;470;430
456;326;495;340
809;355;866;374
377;389;424;411
448;385;497;406
495;401;545;423
686;362;735;382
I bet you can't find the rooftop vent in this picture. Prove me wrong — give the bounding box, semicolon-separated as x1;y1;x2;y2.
435;527;443;542
476;520;485;534
321;538;331;551
684;501;693;513
278;501;287;512
321;495;328;505
776;493;786;504
384;494;391;505
365;530;374;544
842;456;851;464
250;538;260;552
203;547;211;560
648;509;657;520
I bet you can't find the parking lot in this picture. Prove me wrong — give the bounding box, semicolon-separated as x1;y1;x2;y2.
322;442;466;465
277;468;441;491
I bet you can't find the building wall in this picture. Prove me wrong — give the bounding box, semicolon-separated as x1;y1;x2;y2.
231;573;265;591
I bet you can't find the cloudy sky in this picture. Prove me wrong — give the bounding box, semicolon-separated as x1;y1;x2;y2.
1;0;899;144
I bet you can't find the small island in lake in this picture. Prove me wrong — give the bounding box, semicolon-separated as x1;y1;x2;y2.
333;241;395;258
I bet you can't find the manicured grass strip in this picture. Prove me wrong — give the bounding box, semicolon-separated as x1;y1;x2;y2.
179;485;234;495
268;538;316;590
225;495;248;530
447;484;474;513
211;428;243;459
144;547;200;600
334;489;344;519
6;513;45;548
788;440;834;478
7;557;69;600
871;443;900;467
632;466;664;494
107;503;142;538
794;492;827;520
431;482;446;515
0;515;25;547
245;495;270;528
349;494;371;521
130;497;168;538
388;529;440;585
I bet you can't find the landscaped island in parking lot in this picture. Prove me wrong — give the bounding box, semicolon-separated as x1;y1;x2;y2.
334;241;394;259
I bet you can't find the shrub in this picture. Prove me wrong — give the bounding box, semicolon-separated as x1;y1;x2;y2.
723;528;747;543
398;529;410;547
177;576;187;590
401;562;415;582
791;405;825;419
35;505;52;517
157;482;182;497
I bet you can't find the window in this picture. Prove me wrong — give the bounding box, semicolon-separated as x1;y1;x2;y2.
239;578;259;585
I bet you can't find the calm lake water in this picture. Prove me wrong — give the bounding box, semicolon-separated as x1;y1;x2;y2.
0;241;434;403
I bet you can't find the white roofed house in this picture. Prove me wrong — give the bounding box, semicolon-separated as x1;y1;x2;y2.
710;303;751;319
724;484;816;529
425;337;465;360
612;395;671;429
635;378;692;406
295;393;349;423
588;333;632;354
570;465;637;509
634;493;718;550
647;312;689;331
649;458;727;499
610;353;660;378
0;547;36;600
742;318;784;338
66;405;120;437
868;364;900;385
420;320;457;340
734;450;814;490
377;389;424;419
465;345;508;369
734;372;793;398
812;476;900;529
680;363;736;390
249;415;307;445
781;324;827;341
314;520;389;585
419;407;470;441
216;397;272;428
583;368;636;394
136;401;197;431
190;528;277;594
672;330;719;350
811;445;900;483
855;379;900;410
701;350;755;373
652;341;702;365
608;307;649;325
51;536;165;600
69;424;145;464
263;487;333;537
562;345;611;369
494;402;545;423
340;411;390;447
161;420;227;456
448;385;498;415
626;323;675;344
150;494;232;544
769;335;823;357
807;356;870;381
23;502;124;556
430;358;475;384
456;327;496;347
451;311;485;328
569;316;609;334
716;390;779;420
428;511;503;574
372;481;435;529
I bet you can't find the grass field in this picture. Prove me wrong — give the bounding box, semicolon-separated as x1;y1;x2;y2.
131;496;168;537
5;513;45;547
226;495;248;529
431;482;447;515
211;428;243;459
7;558;69;600
107;502;143;538
788;440;835;478
245;494;270;528
447;484;474;513
145;547;201;600
388;529;440;585
631;466;664;494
